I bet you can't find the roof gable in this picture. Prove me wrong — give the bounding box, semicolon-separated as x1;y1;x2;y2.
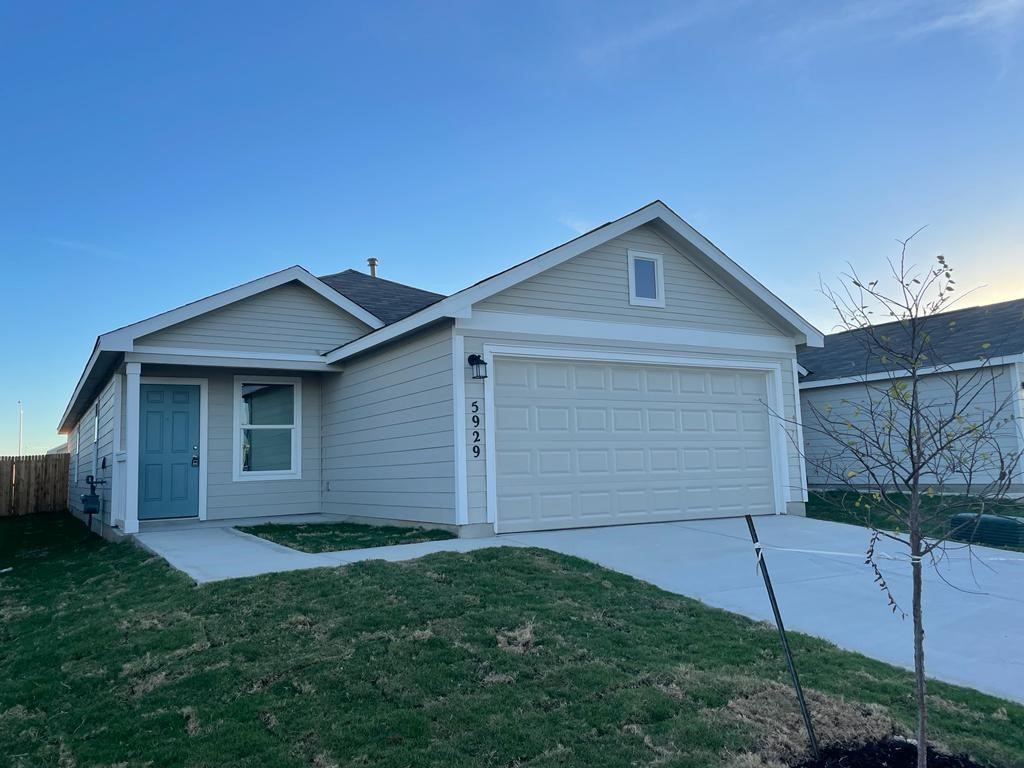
324;200;822;362
136;281;373;356
476;223;787;336
101;266;383;352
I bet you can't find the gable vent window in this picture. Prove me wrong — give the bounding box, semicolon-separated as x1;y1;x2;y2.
627;250;665;308
233;376;302;481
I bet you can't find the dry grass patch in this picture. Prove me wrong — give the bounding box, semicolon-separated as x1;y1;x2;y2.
496;620;538;654
723;680;904;764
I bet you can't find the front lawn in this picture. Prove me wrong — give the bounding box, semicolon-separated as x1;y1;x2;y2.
2;514;1022;767
806;492;1024;552
237;520;457;553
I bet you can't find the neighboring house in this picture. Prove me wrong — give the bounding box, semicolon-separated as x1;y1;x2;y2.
46;443;69;455
798;298;1024;492
59;201;823;537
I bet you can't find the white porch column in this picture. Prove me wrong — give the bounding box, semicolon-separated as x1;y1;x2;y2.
123;362;141;534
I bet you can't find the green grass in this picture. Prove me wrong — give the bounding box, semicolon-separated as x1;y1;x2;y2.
806;491;1024;552
236;521;457;553
2;514;1023;768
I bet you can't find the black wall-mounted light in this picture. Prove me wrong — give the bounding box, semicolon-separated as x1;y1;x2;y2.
467;354;488;380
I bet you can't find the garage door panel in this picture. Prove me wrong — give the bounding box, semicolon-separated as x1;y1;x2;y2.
495;358;777;533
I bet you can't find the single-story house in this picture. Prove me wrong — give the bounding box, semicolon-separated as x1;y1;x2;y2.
59;201;823;538
798;298;1024;493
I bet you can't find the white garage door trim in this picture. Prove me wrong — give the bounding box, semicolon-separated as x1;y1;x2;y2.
481;345;789;532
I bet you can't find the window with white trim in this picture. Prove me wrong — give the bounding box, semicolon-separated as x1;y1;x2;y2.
627;250;665;308
73;427;80;483
233;377;301;480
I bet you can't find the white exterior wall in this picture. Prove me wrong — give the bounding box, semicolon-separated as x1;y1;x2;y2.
137;282;371;356
138;365;324;520
67;376;116;522
800;364;1024;489
476;224;787;337
321;323;456;524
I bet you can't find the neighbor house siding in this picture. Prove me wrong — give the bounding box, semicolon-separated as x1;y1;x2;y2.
475;224;787;336
139;365;324;520
800;364;1024;488
457;329;804;526
321;323;456;524
67;375;116;523
137;282;370;356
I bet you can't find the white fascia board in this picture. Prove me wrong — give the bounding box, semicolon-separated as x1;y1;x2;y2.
456;310;797;355
326;201;821;362
123;351;332;372
648;204;824;347
60;266;378;429
101;265;382;352
798;354;1024;390
58;344;102;434
131;345;325;363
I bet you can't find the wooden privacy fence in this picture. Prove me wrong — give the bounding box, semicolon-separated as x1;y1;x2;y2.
0;454;70;517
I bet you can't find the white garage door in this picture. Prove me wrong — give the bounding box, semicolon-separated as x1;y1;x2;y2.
494;357;776;533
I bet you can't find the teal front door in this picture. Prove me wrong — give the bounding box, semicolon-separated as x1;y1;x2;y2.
139;384;201;520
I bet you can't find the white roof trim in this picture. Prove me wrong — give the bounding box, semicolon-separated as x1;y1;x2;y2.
59;266;383;432
101;265;382;352
324;201;823;363
58;344;102;433
799;354;1024;390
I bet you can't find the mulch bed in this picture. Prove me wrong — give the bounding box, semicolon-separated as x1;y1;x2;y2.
794;739;984;768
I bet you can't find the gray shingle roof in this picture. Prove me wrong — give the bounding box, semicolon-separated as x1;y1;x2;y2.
798;297;1024;383
318;269;445;325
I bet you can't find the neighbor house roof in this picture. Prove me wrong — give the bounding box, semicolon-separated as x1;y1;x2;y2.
798;297;1024;385
318;269;445;325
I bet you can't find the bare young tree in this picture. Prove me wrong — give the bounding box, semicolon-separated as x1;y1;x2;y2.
799;236;1021;768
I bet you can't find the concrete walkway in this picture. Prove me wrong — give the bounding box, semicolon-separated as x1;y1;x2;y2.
135;516;1024;703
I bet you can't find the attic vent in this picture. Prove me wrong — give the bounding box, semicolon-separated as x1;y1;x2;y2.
367;257;378;278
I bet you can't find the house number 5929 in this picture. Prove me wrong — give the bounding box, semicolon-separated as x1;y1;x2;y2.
470;401;482;457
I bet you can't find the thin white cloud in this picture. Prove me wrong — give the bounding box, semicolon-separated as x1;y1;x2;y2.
44;237;130;263
558;215;596;235
772;0;1024;55
911;0;1024;34
578;1;747;65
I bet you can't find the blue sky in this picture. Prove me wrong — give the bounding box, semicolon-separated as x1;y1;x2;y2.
1;0;1022;454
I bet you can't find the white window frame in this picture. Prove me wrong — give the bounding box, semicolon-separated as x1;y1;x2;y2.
627;250;666;308
92;401;100;479
73;427;80;483
232;375;302;481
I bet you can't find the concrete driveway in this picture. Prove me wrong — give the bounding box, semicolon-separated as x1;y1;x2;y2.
136;515;1024;703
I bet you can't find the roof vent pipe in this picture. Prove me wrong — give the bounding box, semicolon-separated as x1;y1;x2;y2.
367;257;378;278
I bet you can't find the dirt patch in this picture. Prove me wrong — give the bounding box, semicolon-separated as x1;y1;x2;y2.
129;671;168;698
481;671;516;685
723;680;903;764
180;707;200;736
793;739;985;768
496;621;537;654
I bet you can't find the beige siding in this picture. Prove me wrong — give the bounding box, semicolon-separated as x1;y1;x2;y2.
137;282;371;356
322;323;456;524
800;365;1023;488
459;330;803;526
139;365;324;519
68;376;116;521
477;224;787;336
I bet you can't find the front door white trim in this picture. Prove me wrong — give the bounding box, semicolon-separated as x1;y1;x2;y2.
481;344;789;532
138;376;209;522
